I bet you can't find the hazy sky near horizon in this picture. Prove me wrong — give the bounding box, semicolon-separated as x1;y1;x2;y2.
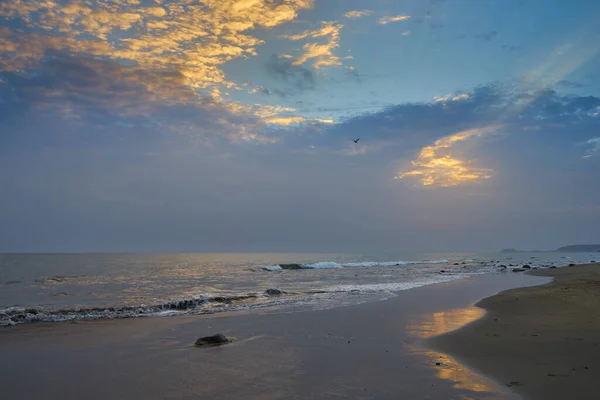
1;0;600;253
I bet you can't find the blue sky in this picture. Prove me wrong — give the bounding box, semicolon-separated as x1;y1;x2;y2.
1;0;599;252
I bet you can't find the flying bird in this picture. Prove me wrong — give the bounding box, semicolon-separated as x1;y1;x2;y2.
353;138;360;143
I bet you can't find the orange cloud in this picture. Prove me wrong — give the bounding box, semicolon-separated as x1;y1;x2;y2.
263;116;334;126
263;116;306;125
398;127;497;187
0;0;314;87
284;21;345;69
344;10;372;19
0;0;317;134
378;15;411;25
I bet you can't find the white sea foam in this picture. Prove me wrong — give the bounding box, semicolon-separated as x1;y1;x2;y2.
258;259;452;271
300;262;344;269
326;274;467;294
261;265;283;271
342;259;450;267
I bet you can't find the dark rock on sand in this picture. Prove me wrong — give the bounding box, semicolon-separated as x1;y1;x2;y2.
265;288;285;296
195;333;230;347
512;268;525;272
453;263;459;265
569;264;576;267
549;266;557;269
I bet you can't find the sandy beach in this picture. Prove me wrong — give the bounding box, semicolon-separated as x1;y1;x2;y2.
0;273;545;400
429;263;600;400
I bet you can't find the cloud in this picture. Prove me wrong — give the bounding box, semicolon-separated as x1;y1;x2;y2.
378;15;411;25
0;0;314;104
0;1;331;135
4;77;600;251
475;31;499;42
557;80;585;88
305;84;600;188
584;137;600;157
265;55;315;90
397;127;497;187
263;116;306;125
283;21;346;69
260;87;290;97
263;116;334;126
0;53;303;143
344;10;372;19
434;93;471;103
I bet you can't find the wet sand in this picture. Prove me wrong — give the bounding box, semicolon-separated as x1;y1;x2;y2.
0;273;544;400
429;263;600;400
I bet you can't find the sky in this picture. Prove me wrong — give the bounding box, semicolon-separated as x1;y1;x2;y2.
1;0;600;253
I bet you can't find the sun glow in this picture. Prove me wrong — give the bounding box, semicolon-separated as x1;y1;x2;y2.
398;127;498;187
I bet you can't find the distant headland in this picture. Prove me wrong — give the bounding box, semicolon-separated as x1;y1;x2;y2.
501;245;600;253
555;244;600;252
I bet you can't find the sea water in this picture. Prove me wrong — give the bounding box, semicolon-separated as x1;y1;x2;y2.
1;251;597;326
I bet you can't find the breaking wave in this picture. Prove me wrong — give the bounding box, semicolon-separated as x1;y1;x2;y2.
325;274;467;293
0;290;288;327
259;259;450;271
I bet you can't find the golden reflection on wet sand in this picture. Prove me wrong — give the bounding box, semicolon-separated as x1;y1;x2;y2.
408;307;485;339
406;307;513;400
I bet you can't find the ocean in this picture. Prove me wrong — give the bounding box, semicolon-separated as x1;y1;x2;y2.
1;251;597;327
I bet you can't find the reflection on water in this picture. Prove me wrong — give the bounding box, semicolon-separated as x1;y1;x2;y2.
407;307;485;339
407;307;514;400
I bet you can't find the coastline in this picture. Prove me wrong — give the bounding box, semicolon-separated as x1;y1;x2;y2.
428;263;600;400
0;272;545;400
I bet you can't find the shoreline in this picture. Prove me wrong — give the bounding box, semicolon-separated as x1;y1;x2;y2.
427;263;600;400
0;272;546;400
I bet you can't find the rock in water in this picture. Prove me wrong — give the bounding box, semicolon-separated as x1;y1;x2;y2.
512;268;525;272
195;333;230;347
265;288;285;296
522;265;531;269
279;264;303;270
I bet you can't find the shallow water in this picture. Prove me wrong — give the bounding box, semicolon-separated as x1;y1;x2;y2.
0;273;541;400
1;251;597;326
